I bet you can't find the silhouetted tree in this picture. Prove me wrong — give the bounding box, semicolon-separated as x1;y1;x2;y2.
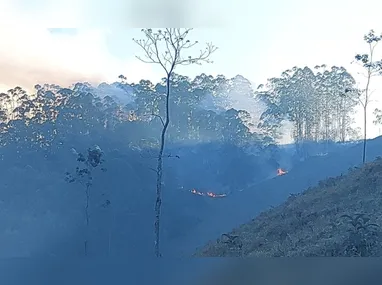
257;65;358;151
344;30;382;164
133;28;217;257
65;146;106;256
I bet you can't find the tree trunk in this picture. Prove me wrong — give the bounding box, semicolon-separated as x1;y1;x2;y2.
362;63;372;164
340;98;346;143
154;75;171;257
84;183;90;256
362;106;367;164
108;204;114;257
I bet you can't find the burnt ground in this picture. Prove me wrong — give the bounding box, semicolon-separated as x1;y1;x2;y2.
195;140;382;257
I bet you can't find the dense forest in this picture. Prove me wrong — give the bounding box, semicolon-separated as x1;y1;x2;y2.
258;65;360;144
0;66;363;156
0;60;379;257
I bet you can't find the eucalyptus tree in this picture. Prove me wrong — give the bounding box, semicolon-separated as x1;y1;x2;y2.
344;30;382;163
133;28;217;257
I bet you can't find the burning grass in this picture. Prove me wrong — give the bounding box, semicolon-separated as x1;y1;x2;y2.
277;168;287;176
196;157;382;257
190;189;227;198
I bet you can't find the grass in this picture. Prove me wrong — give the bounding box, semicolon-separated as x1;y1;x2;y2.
196;156;382;257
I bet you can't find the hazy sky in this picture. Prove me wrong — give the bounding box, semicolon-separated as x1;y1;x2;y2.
0;0;382;138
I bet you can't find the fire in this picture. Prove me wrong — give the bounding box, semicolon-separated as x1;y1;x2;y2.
277;168;288;176
191;189;204;196
190;189;227;198
206;191;227;198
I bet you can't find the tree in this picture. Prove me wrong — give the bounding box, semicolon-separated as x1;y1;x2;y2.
344;30;382;164
314;66;357;143
374;108;382;126
257;65;358;153
65;146;106;256
133;28;217;257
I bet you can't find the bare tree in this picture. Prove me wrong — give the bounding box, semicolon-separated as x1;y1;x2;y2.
133;28;217;257
343;30;382;164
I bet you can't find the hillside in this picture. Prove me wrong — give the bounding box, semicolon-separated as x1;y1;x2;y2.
196;156;382;257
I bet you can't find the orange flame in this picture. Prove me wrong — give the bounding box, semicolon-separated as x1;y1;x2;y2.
190;189;227;198
277;168;288;176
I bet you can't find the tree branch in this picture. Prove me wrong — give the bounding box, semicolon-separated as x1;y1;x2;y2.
151;113;165;127
149;167;158;174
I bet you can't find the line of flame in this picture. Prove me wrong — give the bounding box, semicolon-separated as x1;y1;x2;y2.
190;189;227;198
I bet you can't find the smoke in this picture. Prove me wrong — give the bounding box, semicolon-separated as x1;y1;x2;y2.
198;75;268;133
95;83;135;105
229;80;267;133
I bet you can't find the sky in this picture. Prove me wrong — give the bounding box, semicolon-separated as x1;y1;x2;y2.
0;0;382;138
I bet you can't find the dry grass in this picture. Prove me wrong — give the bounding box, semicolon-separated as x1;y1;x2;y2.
196;156;382;257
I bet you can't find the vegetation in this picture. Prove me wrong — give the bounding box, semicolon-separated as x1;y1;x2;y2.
196;157;382;257
65;146;106;255
344;30;382;164
256;65;359;154
257;30;382;161
0;28;381;258
0;73;283;257
374;108;382;125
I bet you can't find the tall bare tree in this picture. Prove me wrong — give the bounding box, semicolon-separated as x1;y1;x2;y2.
344;30;382;164
133;28;217;257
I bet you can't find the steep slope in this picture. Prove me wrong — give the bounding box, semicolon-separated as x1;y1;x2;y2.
197;156;382;257
164;137;382;257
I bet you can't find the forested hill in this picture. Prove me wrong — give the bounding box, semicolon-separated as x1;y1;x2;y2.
1;73;264;151
1;65;361;152
0;65;364;258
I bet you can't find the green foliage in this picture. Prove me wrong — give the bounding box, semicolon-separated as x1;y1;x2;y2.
341;214;379;232
65;146;106;187
354;30;382;72
257;65;359;146
341;213;380;256
351;29;382;163
373;108;382;125
219;233;243;251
